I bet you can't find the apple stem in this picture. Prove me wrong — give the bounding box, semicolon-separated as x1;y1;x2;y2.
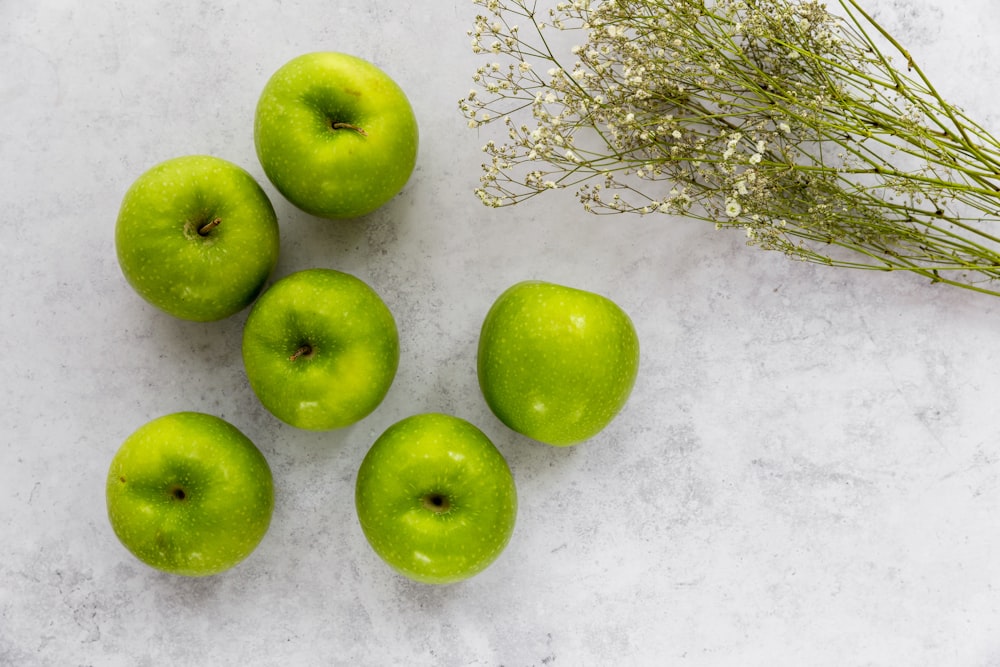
331;121;368;137
198;217;222;236
289;345;313;361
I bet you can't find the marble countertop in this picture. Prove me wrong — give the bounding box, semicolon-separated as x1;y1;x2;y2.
3;1;1000;665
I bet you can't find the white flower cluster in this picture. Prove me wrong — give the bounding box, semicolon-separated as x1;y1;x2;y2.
460;0;1000;293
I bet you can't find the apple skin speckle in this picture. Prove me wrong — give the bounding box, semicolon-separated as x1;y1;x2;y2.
477;281;640;446
354;413;518;585
253;52;419;219
241;268;400;431
114;155;280;322
105;412;274;577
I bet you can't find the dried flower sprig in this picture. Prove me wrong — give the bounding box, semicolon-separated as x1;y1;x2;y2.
460;0;1000;296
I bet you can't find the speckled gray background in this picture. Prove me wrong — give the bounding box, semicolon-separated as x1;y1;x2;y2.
3;1;1000;665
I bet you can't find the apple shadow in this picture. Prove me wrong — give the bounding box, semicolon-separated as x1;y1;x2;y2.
109;304;251;423
490;422;584;486
147;566;229;606
266;192;411;281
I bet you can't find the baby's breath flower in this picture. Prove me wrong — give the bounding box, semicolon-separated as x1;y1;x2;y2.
725;198;742;218
463;0;1000;296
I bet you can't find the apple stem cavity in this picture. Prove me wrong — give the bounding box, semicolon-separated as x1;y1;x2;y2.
422;493;451;514
198;217;222;236
289;344;314;362
330;121;368;137
170;486;187;501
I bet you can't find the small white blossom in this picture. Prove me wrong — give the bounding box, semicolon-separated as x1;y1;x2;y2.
725;198;742;217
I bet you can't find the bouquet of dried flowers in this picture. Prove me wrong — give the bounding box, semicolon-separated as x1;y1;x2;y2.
460;0;1000;296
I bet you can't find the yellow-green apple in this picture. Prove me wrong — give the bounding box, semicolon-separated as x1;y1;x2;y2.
253;52;419;219
241;268;399;430
105;412;274;576
355;413;517;584
477;281;640;446
115;155;280;321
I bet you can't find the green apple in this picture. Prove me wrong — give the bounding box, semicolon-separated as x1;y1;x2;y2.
253;52;419;219
115;155;280;321
477;280;640;446
241;268;399;430
355;413;517;584
105;412;274;577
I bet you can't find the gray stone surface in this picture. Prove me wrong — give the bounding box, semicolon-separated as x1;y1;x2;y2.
2;1;1000;665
